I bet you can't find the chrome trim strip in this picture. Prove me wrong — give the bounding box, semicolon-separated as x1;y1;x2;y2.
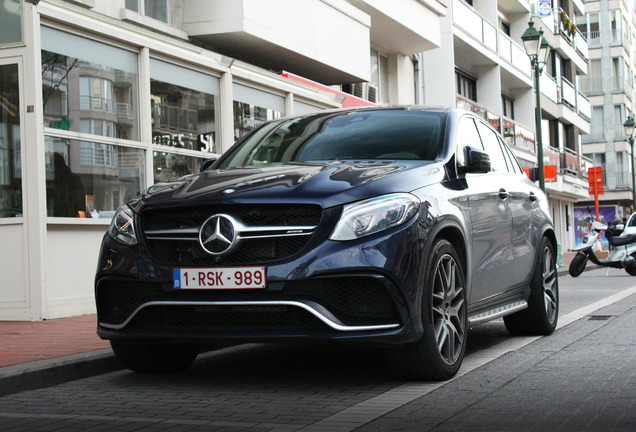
145;225;316;236
145;232;313;241
100;300;400;332
467;300;528;325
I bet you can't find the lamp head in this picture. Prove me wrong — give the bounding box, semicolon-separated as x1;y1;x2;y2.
521;21;542;59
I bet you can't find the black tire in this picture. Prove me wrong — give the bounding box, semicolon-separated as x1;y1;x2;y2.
504;237;559;336
568;253;587;277
625;252;636;276
387;239;467;381
110;341;199;373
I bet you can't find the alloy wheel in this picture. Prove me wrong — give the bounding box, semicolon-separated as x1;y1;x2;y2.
431;253;465;365
542;246;558;324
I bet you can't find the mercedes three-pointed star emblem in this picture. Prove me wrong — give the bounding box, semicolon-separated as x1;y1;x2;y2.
199;214;238;256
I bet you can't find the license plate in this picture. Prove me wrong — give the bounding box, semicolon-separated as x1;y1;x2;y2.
173;267;266;289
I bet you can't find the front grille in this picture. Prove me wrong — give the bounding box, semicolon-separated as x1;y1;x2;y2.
140;204;322;265
97;276;401;330
142;205;321;231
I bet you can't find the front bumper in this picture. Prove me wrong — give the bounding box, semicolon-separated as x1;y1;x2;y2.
95;219;424;345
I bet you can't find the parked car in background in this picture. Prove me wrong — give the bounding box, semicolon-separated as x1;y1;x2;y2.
96;106;558;380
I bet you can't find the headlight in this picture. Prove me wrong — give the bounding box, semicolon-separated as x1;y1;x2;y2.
108;204;137;245
330;193;420;241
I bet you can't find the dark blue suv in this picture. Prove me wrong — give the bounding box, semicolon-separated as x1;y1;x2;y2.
96;107;558;380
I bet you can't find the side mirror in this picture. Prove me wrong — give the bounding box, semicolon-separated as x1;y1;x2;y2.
459;146;491;174
201;158;217;172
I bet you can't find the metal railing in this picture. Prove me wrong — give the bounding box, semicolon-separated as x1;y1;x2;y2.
558;77;576;108
453;0;497;52
577;91;591;119
580;155;593;178
560;147;579;173
545;146;561;171
585;31;600;46
541;73;558;103
578;76;602;93
79;95;115;113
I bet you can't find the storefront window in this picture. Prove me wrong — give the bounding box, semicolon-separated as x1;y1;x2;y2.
153;151;203;183
150;59;220;153
45;136;145;218
0;0;22;47
0;64;21;218
233;83;284;140
41;27;139;140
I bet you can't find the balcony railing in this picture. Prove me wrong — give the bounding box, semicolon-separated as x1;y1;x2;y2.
558;77;576;108
79;95;115;114
454;0;497;52
542;8;587;61
578;76;602;93
545;146;561;171
585;31;600;46
541;73;558;103
577;91;591;119
575;29;588;58
582;126;604;143
498;31;531;73
581;155;593;178
560;147;579;173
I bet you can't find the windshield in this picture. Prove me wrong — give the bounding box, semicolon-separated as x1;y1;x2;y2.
217;109;446;168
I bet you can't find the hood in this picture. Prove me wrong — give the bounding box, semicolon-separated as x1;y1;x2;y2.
135;161;443;211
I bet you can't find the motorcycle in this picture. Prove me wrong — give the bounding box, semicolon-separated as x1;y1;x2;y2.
569;217;636;277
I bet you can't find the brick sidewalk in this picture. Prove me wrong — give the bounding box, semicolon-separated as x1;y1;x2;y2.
0;315;109;368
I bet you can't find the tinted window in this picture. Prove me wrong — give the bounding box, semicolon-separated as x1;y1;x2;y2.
456;117;483;167
500;137;523;175
218;110;445;168
476;121;508;172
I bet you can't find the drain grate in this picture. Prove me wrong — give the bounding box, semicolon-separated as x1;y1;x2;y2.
586;315;614;321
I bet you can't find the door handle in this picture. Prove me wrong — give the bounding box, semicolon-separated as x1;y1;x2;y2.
498;188;509;200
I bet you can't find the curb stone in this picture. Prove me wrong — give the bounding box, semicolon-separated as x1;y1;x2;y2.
0;349;121;397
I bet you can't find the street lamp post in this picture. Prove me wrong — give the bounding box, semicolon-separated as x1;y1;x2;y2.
522;21;551;192
624;115;636;211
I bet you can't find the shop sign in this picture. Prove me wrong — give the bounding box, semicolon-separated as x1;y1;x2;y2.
152;132;216;153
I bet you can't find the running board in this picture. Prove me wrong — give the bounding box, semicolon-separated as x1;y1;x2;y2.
467;300;528;326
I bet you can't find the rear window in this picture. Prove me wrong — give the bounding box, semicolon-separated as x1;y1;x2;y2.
218;110;445;168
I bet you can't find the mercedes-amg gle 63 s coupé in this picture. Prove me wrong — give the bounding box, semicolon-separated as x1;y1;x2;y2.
96;107;558;380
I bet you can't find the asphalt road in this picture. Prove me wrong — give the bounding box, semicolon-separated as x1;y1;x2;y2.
0;268;634;431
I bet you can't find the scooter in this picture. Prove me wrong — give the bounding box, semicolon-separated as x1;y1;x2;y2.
569;218;636;277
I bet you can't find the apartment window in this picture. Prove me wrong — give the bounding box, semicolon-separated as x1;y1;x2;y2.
40;26;145;218
502;95;514;119
126;0;169;23
610;10;621;44
499;19;510;37
456;70;476;102
615;104;626;138
578;13;599;45
612;57;621;89
370;49;389;103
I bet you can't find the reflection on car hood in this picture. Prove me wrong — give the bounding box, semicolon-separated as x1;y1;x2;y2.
137;161;442;210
